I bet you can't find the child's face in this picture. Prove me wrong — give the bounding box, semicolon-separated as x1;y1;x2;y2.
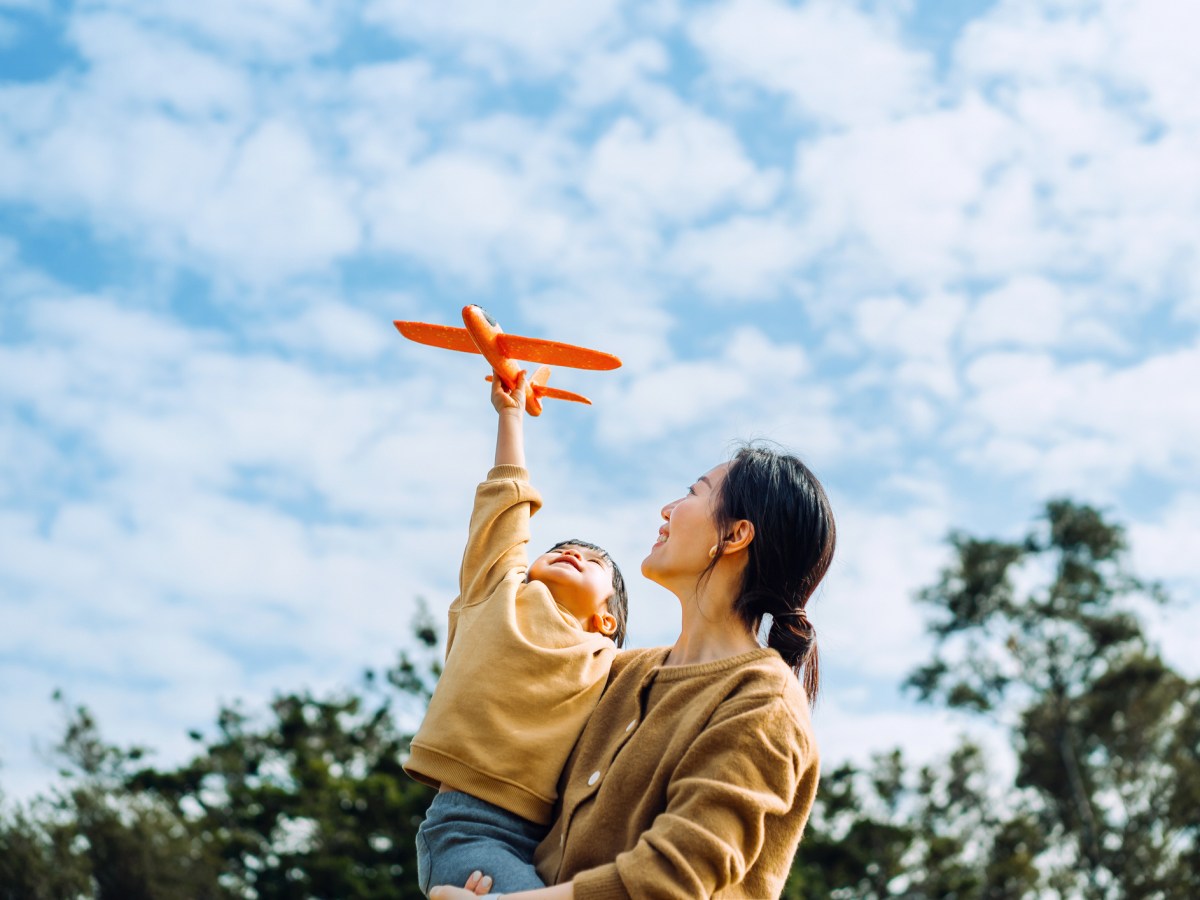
527;544;615;627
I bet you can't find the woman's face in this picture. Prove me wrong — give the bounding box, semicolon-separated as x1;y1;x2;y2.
641;462;728;587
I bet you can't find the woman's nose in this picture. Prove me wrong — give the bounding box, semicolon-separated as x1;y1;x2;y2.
661;499;678;520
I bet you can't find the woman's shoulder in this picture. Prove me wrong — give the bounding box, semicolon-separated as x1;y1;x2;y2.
716;650;815;737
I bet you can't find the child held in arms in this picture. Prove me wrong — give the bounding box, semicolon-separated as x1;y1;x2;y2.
406;370;628;897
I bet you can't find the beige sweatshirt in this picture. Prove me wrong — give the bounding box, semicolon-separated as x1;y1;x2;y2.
404;465;616;825
534;647;820;899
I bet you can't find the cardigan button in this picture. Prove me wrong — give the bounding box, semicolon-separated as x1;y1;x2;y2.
587;770;600;786
625;719;637;733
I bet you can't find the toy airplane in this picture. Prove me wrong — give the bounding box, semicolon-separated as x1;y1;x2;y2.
394;305;622;415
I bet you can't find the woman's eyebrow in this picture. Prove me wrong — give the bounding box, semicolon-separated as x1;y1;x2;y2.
696;475;712;488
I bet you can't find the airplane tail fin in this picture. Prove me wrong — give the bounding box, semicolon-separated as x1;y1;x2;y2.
525;366;550;416
536;386;592;405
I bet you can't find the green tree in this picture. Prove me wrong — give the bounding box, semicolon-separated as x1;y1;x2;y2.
906;499;1199;897
0;604;442;899
787;742;1044;899
1;696;224;900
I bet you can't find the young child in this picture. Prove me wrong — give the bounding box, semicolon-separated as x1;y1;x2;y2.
406;371;628;897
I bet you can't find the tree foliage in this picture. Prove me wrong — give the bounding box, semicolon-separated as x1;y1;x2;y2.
786;742;1045;900
0;604;441;900
904;498;1198;897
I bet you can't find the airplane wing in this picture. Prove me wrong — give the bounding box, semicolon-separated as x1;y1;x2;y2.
497;334;621;370
395;319;622;370
394;321;481;355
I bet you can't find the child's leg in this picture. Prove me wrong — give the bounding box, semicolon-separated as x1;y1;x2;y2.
416;790;547;896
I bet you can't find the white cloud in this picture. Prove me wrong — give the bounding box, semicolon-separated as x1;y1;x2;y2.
92;0;344;62
950;0;1200;295
960;345;1200;492
341;60;472;171
0;86;232;241
690;0;934;126
364;150;571;286
68;12;253;116
363;0;624;76
819;495;951;679
1129;494;1200;585
957;0;1200;138
856;292;966;361
583;109;778;224
568;38;670;109
852;291;967;403
962;276;1069;350
1128;493;1200;679
667;215;810;301
795;95;1020;285
780;0;1200;302
584;335;852;489
258;301;392;362
961;277;1124;356
0;29;359;283
188;120;361;282
955;0;1111;88
1112;0;1200;129
816;702;1013;786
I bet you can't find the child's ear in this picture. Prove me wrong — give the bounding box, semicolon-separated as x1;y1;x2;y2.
591;612;617;637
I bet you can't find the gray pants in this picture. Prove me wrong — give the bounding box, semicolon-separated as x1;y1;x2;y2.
416;790;548;896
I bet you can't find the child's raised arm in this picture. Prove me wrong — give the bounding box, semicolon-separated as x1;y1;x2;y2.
492;370;528;469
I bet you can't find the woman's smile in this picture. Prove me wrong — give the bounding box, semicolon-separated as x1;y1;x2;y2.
651;527;669;552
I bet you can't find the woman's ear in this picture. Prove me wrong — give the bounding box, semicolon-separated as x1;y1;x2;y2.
591;612;618;637
722;519;755;554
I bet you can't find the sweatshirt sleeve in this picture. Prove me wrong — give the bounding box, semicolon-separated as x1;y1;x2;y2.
456;465;543;609
573;695;815;900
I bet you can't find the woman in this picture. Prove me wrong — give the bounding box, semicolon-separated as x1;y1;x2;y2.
434;444;835;899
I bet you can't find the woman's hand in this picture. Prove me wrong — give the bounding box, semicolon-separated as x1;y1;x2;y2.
429;869;494;898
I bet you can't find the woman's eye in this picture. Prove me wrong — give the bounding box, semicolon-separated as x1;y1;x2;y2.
687;486;696;496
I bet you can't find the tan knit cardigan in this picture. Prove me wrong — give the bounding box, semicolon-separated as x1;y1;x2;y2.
534;647;820;899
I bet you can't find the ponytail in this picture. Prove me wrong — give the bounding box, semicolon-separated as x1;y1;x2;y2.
767;609;819;703
708;445;836;704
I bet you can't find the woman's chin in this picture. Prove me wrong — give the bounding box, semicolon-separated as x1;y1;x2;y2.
640;552;668;583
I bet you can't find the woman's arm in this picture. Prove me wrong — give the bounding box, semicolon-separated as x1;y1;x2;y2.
572;694;813;899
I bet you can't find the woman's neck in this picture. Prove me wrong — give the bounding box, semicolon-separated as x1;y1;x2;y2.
665;583;759;667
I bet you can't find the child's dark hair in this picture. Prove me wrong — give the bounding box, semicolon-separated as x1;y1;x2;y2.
703;444;836;702
548;539;628;648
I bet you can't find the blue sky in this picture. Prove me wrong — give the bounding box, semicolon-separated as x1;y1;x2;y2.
2;0;1199;800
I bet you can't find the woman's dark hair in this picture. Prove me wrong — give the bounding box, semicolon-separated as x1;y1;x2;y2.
548;539;628;648
704;444;836;702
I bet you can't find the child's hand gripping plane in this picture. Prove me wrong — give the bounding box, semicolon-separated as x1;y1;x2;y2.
394;305;622;415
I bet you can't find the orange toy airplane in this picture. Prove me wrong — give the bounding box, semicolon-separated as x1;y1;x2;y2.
394;305;622;416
